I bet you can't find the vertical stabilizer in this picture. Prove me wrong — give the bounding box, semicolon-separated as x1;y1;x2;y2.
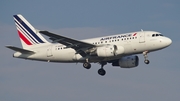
13;14;49;49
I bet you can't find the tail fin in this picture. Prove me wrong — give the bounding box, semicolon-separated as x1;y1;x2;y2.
13;14;49;49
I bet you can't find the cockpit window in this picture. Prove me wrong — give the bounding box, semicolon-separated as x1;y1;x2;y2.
152;34;163;37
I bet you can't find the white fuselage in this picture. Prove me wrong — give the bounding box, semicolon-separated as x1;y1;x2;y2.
13;31;172;63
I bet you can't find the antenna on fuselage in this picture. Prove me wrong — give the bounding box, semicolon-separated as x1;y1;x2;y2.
141;29;144;32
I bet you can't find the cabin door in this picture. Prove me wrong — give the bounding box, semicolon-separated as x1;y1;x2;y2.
139;31;145;43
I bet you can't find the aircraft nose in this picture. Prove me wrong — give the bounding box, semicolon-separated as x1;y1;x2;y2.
166;38;172;46
165;37;172;46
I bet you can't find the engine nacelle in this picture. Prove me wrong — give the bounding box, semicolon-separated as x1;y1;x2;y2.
112;55;139;68
96;45;124;57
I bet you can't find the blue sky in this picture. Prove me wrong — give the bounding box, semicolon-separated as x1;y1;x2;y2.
0;0;180;101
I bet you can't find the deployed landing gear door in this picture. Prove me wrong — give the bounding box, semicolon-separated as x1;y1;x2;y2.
47;46;52;57
139;31;145;43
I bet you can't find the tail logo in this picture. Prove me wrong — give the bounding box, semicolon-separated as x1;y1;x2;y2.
133;33;137;36
13;15;44;45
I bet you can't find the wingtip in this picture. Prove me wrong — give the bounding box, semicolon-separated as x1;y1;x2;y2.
13;14;22;17
5;45;12;48
39;30;49;34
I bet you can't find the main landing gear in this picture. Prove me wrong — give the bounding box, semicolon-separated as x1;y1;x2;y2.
98;62;107;76
83;58;91;69
83;62;91;69
83;61;107;76
143;51;150;64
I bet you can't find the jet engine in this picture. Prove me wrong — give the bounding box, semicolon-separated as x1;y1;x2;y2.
93;45;124;57
112;55;139;68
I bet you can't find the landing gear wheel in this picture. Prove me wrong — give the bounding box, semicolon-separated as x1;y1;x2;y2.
83;62;91;69
98;68;106;76
144;60;150;64
143;51;150;64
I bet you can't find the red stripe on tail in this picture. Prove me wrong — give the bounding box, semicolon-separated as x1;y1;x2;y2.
17;30;32;45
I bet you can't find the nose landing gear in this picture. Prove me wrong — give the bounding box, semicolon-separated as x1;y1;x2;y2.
143;51;150;64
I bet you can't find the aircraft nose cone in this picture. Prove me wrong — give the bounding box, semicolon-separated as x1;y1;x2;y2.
166;38;172;46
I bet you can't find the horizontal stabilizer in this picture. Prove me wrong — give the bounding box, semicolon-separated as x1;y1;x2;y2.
6;46;35;54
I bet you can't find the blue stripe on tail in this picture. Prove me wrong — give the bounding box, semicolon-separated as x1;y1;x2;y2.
13;15;44;43
14;20;38;44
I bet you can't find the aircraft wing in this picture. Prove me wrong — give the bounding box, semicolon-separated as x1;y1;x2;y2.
39;31;96;56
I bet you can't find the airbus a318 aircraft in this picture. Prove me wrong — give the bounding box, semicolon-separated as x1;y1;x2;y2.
6;14;172;76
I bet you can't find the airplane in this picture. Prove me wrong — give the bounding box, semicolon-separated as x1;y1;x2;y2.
6;14;172;76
